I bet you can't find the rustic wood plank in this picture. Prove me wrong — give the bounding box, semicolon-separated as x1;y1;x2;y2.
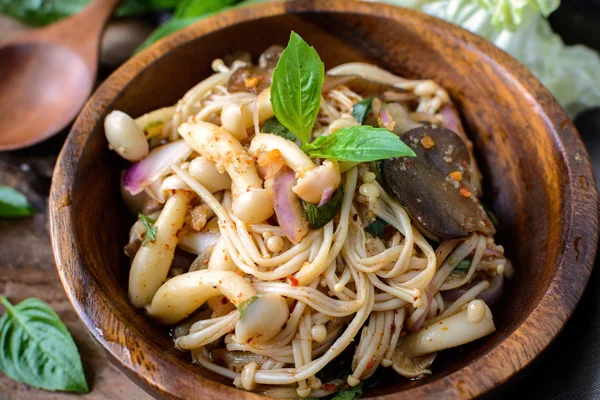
0;151;150;400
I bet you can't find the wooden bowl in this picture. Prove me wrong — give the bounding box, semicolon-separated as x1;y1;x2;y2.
49;1;599;399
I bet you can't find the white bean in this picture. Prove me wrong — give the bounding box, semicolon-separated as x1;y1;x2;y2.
105;110;149;161
221;102;253;141
188;156;232;193
128;191;193;307
231;188;274;224
235;294;289;344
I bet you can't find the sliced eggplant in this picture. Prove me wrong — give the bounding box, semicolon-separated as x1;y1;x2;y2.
381;125;495;240
227;46;284;94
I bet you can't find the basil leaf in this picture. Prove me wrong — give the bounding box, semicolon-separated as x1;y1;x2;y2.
303;126;416;162
352;98;373;125
0;297;88;393
263;117;298;142
175;0;240;17
237;295;258;319
364;217;388;239
271;32;325;144
331;382;363;400
453;259;471;274
139;213;157;246
0;186;34;218
303;186;344;229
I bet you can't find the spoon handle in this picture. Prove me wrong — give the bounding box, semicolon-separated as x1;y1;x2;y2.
43;0;122;70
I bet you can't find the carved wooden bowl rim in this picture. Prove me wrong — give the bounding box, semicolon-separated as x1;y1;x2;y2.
49;1;599;399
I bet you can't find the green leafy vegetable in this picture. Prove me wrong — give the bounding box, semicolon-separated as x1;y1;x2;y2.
139;213;157;246
237;295;258;319
0;186;34;218
382;0;600;116
262;117;298;142
303;126;416;162
364;217;388;239
303;186;344;229
453;259;471;274
351;97;373;125
174;0;240;18
271;32;325;144
331;382;364;400
0;296;88;393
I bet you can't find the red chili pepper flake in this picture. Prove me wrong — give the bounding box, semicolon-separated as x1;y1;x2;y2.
449;171;463;181
420;135;435;149
367;358;377;370
288;276;299;287
459;187;472;198
390;323;396;333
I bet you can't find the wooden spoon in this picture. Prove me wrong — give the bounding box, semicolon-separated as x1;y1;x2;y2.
0;0;121;151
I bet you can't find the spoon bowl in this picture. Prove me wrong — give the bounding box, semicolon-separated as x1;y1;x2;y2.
0;43;92;150
0;0;120;151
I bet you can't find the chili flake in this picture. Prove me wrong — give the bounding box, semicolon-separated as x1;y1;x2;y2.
420;135;435;149
459;187;472;198
288;275;299;287
449;171;463;181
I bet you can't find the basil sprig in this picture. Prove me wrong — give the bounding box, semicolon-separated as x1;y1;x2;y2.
303;126;416;162
0;186;34;218
271;32;415;163
271;32;324;144
0;296;88;393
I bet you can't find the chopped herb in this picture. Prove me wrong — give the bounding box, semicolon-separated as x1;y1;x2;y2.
302;126;416;162
331;382;364;400
139;213;157;246
453;259;471;274
237;295;258;319
351;97;373;125
262;117;298;142
303;186;344;229
482;203;499;229
364;217;388;239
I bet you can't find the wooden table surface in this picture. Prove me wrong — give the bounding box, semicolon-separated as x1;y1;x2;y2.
0;15;151;400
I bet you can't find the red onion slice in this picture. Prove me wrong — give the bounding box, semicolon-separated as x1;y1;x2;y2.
124;140;193;195
317;186;334;207
272;169;309;243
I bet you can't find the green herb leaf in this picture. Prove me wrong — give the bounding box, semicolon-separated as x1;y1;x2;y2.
174;0;240;18
271;32;324;144
139;213;157;246
453;259;471;274
364;217;388;239
303;126;416;162
331;382;364;400
263;117;298;142
0;297;88;393
303;186;344;229
0;186;34;218
351;97;373;125
237;295;258;319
